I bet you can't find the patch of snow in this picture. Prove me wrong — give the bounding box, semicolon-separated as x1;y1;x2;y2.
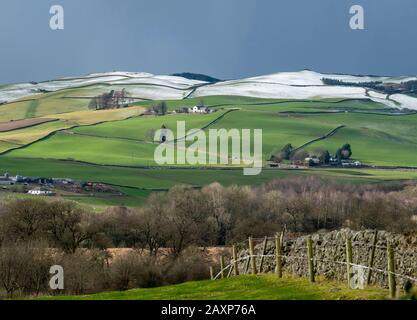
38;76;126;91
125;85;191;100
368;90;387;100
389;94;417;110
65;71;154;79
381;76;417;84
247;70;325;86
109;76;204;89
319;73;417;84
152;75;206;86
192;81;367;100
365;90;400;108
234;70;417;87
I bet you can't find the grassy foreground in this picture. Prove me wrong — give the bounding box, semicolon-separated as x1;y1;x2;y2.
37;275;389;300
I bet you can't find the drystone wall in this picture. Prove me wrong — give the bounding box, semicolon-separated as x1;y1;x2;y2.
237;229;417;288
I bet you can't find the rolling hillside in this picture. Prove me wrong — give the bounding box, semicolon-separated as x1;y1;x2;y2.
5;97;417;167
1;70;417;207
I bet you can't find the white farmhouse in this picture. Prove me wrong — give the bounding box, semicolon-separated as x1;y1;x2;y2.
189;106;209;114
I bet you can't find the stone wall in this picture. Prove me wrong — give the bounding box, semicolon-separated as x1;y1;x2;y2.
237;229;417;288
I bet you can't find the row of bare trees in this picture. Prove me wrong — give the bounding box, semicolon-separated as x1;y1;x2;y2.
0;243;208;298
1;177;416;252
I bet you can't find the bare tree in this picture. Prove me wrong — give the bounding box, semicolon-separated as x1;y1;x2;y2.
0;198;48;243
45;201;95;253
202;183;231;245
0;242;52;298
138;194;168;256
164;186;208;257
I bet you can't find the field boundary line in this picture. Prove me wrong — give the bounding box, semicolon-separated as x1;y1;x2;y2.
291;125;346;155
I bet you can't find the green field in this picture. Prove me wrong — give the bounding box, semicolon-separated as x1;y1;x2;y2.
35;275;389;300
1;156;417;208
7;99;417;167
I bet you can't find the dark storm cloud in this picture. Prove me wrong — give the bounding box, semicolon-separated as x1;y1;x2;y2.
0;0;416;83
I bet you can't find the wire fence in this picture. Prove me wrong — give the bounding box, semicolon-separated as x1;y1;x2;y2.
214;253;417;283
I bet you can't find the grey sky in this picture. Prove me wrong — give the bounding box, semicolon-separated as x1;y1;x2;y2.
1;0;416;83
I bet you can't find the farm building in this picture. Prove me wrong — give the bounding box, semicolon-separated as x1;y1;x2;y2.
0;172;10;181
341;160;362;167
175;105;212;114
0;172;13;185
175;107;190;114
304;157;321;166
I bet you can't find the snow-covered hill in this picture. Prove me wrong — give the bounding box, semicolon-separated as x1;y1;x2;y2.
190;70;417;110
0;72;205;103
1;70;417;110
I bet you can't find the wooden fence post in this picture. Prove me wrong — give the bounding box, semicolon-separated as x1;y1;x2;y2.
209;266;214;280
232;244;239;276
346;237;353;288
249;236;257;275
366;230;378;286
220;256;225;279
387;241;396;299
275;233;283;278
227;265;234;278
244;256;250;274
307;236;315;283
259;237;268;273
